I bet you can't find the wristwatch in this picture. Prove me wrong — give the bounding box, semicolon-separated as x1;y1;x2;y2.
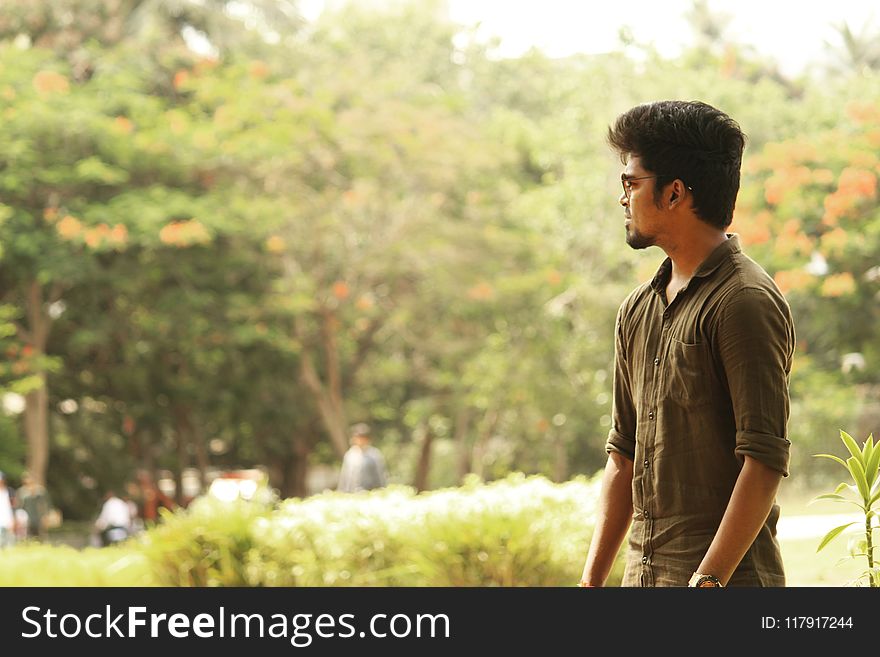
688;573;724;587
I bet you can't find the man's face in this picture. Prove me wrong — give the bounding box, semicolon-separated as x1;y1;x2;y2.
620;156;664;250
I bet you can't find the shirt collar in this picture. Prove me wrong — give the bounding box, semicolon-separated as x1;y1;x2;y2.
649;233;740;294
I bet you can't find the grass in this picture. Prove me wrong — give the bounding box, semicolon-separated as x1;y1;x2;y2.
0;543;156;586
777;486;873;586
779;537;868;587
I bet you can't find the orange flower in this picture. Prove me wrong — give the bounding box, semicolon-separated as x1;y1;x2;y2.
820;272;856;297
113;116;134;134
159;220;210;247
332;281;350;300
249;61;269;79
33;70;70;94
773;269;814;295
265;235;286;254
467;281;494;301
845;100;880;125
355;295;375;311
43;207;59;223
110;224;128;246
838;168;876;198
546;270;562;285
84;229;102;248
173;70;190;90
56;215;83;239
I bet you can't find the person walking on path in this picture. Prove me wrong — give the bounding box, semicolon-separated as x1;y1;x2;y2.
0;471;17;548
338;423;388;493
579;101;795;588
95;490;133;546
17;471;51;541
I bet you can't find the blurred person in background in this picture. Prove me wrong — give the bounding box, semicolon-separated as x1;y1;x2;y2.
579;101;794;588
17;471;51;541
94;490;132;547
0;471;17;548
134;470;176;524
338;423;388;493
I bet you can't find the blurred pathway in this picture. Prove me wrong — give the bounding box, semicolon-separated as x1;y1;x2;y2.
777;513;864;541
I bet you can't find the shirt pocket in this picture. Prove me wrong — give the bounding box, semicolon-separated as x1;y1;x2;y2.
665;338;712;407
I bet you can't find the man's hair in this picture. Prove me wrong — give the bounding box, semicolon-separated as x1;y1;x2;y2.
350;423;371;439
608;100;746;229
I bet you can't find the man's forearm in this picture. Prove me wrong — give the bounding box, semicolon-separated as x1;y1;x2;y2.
696;455;783;585
580;451;634;586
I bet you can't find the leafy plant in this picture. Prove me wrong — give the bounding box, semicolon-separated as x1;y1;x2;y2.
812;430;880;586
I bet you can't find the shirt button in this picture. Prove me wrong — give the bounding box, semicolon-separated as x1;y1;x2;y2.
653;357;660;366
642;556;649;564
648;411;654;420
644;511;650;519
644;459;649;468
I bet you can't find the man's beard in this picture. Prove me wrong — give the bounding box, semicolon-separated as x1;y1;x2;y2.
625;224;654;250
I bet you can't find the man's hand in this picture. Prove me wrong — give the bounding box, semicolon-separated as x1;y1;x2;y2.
694;455;783;585
579;451;634;587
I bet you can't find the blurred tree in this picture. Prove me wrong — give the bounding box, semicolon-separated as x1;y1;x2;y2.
824;19;880;76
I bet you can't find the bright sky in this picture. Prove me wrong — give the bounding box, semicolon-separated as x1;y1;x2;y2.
302;0;878;76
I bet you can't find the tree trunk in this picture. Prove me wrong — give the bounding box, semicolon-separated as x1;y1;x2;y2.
175;425;188;505
290;436;311;498
554;433;569;483
22;281;53;487
295;314;350;457
413;426;434;493
472;408;499;479
24;372;49;486
454;407;473;482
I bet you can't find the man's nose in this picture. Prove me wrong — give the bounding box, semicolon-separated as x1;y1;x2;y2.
619;191;629;207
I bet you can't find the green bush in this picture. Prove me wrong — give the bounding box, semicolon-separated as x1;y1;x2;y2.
1;474;619;587
0;544;154;586
168;473;615;587
140;497;270;587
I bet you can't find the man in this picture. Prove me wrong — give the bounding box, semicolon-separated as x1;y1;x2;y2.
95;490;133;546
0;471;16;548
17;471;51;541
338;423;388;493
579;101;795;587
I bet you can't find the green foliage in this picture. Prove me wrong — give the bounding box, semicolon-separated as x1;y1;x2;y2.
0;544;154;586
140;474;616;586
140;496;270;587
812;431;880;586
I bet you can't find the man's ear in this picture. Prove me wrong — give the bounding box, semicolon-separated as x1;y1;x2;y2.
669;180;686;207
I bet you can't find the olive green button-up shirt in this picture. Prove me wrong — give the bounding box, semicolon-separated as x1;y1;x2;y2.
605;234;795;587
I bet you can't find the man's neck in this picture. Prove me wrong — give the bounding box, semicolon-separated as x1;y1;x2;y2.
663;229;728;281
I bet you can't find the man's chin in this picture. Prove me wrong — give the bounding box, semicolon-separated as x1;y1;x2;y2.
625;228;653;250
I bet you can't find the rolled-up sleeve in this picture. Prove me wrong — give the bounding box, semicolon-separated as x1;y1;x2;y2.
605;304;636;461
717;287;795;476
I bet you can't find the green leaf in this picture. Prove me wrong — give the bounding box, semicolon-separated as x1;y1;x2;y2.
810;493;846;503
815;453;848;469
865;434;880;490
807;497;864;511
840;430;864;462
817;522;857;552
847;457;870;502
834;482;851;495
